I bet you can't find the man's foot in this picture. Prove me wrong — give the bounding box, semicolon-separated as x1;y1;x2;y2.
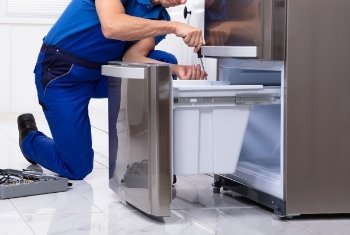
17;113;38;164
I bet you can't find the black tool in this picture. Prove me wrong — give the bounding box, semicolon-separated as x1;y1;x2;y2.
197;48;207;80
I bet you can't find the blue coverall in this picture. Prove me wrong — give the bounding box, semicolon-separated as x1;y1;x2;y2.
21;0;177;179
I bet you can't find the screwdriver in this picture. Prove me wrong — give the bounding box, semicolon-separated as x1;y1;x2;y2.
197;48;207;80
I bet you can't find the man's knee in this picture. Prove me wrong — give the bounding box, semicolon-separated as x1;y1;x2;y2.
61;152;94;180
68;168;92;180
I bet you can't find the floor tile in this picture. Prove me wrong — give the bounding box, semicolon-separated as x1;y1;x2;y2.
184;207;313;235
70;168;109;188
0;199;19;215
73;181;126;215
109;207;215;235
291;215;350;235
0;214;35;235
10;189;101;215
171;175;254;210
23;212;128;235
91;127;109;168
0;200;34;234
0;133;26;169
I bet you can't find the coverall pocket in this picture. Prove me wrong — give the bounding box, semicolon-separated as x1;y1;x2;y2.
41;56;73;90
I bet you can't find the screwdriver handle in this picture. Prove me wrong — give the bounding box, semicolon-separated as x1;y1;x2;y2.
197;48;203;58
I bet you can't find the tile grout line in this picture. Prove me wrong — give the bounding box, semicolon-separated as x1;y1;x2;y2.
178;208;217;234
9;199;36;235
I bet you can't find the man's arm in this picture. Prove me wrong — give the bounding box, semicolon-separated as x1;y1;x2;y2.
95;0;203;52
122;38;159;63
122;38;207;80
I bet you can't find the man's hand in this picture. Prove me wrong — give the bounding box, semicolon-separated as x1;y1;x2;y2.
155;0;203;52
173;22;203;53
172;64;208;80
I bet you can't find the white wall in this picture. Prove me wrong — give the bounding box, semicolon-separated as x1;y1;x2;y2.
0;23;55;113
0;0;66;113
0;25;11;113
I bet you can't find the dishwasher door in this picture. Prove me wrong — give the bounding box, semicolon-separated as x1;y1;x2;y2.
104;62;172;217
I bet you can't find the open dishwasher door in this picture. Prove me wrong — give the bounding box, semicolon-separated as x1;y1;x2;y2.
103;62;172;217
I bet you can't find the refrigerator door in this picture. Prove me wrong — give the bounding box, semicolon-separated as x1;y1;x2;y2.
104;62;172;217
203;0;286;60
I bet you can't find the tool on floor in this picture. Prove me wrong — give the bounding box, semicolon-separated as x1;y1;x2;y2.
0;169;70;199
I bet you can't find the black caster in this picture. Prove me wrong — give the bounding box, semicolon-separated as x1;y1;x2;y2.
173;174;177;184
213;187;221;194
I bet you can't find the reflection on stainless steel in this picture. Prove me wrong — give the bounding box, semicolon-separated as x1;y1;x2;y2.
205;0;260;46
204;0;286;60
106;62;172;217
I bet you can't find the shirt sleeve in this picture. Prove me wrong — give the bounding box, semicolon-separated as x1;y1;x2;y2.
154;7;171;44
125;0;171;45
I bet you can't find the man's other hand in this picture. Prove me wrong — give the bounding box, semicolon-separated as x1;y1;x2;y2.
172;64;208;80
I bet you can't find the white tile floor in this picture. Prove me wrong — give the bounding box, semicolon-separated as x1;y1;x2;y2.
1;112;350;235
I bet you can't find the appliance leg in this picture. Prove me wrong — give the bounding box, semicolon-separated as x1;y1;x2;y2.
212;174;222;194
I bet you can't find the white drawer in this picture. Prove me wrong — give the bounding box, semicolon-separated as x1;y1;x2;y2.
172;80;280;174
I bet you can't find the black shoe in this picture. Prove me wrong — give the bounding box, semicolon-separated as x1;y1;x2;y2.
17;113;38;164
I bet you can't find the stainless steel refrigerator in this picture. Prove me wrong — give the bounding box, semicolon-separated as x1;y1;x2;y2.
104;0;350;218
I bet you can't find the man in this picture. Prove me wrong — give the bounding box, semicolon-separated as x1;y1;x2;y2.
17;0;207;180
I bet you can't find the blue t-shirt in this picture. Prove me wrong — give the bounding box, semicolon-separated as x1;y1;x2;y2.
44;0;170;64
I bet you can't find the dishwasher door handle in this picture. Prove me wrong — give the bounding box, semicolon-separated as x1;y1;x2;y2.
102;64;148;80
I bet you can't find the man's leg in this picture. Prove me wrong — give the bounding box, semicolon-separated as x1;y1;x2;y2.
21;52;103;179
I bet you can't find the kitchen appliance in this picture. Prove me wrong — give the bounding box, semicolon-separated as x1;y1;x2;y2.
204;0;350;217
104;61;280;217
105;0;350;218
